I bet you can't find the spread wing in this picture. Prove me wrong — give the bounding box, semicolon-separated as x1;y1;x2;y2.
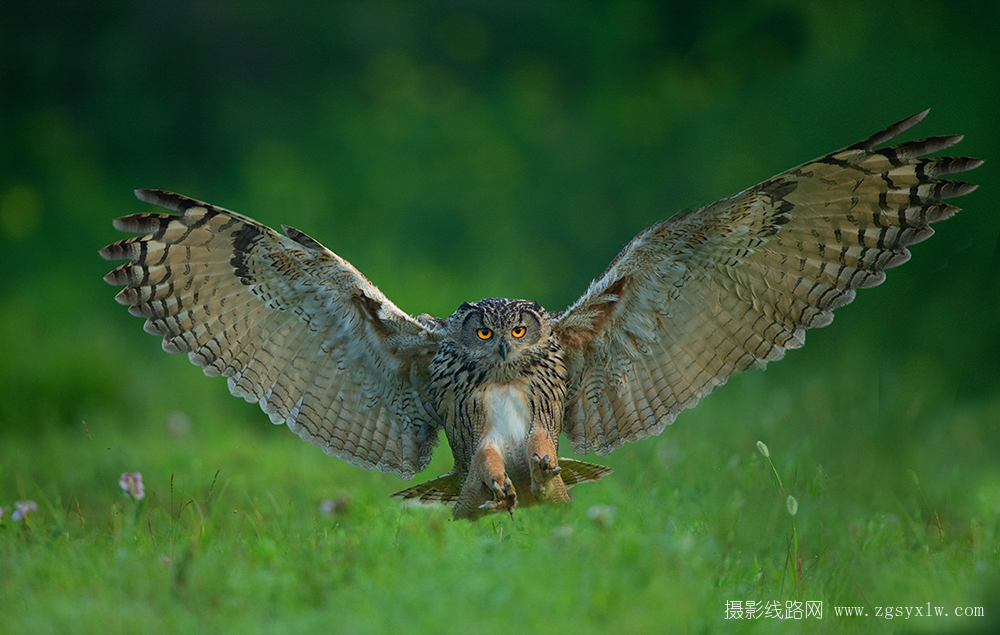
100;189;445;479
553;110;982;456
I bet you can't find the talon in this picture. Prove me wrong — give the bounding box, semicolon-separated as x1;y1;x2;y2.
531;453;561;474
481;472;517;514
490;473;514;498
532;453;560;474
529;450;564;499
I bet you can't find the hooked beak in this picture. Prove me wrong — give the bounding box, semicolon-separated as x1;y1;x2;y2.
497;337;507;360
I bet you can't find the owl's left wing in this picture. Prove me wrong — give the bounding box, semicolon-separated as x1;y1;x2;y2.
552;111;981;457
101;190;444;479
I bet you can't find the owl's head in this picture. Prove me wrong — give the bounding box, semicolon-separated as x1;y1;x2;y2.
446;297;551;366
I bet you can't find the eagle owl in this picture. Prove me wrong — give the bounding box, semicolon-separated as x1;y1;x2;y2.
101;111;980;520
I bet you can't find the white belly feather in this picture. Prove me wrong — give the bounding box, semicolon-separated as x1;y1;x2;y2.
479;384;532;459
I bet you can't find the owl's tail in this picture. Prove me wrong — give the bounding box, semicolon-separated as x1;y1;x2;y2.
391;472;462;504
559;458;613;487
390;458;613;505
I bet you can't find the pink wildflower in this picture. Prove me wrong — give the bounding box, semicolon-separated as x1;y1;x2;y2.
119;472;145;500
12;500;38;521
319;496;350;516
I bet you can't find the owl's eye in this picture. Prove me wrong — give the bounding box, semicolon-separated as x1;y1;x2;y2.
511;326;526;338
476;328;493;340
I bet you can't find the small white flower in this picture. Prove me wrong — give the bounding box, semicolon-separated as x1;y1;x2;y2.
119;472;145;500
319;496;349;516
167;411;191;436
786;495;799;517
12;500;38;521
551;524;574;539
587;505;616;528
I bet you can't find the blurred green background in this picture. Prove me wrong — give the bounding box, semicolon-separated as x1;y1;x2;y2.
1;1;998;630
2;0;997;434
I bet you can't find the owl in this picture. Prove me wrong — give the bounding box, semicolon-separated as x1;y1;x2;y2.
101;111;980;520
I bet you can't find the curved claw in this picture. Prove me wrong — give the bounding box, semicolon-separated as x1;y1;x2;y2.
479;472;516;517
531;452;562;476
530;452;564;499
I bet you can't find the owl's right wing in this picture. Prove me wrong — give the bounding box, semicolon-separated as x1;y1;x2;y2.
552;111;981;457
101;190;445;479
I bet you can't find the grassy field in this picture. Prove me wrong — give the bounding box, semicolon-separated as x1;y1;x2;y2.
2;318;997;633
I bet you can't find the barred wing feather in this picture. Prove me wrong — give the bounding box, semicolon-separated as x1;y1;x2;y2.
100;189;444;478
553;111;981;456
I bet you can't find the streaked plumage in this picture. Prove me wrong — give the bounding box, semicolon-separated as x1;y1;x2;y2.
101;111;980;519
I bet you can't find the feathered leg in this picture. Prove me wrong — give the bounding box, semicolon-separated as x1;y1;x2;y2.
453;443;516;520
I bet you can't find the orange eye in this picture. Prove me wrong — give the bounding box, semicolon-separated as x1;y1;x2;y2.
511;326;526;338
477;328;493;340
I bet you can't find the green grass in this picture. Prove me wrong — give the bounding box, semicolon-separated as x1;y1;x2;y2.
2;332;997;634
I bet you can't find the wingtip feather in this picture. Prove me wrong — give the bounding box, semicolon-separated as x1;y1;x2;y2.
858;109;931;150
133;189;202;213
134;189;167;205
